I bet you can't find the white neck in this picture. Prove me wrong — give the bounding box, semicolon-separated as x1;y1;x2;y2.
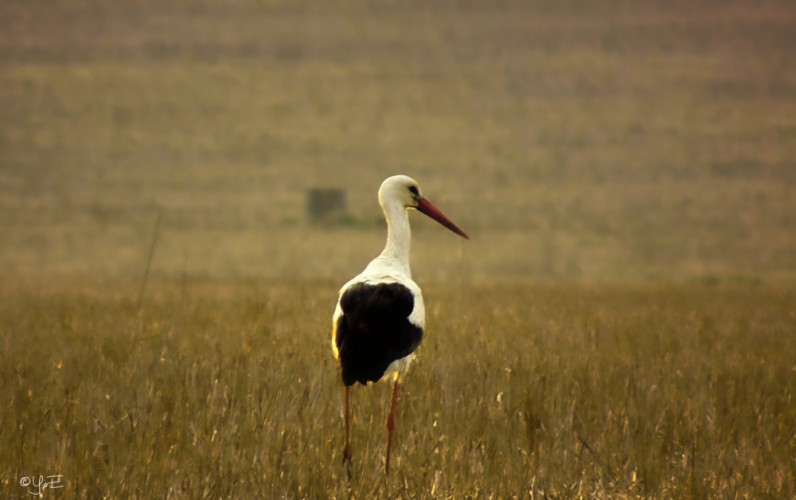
376;199;412;275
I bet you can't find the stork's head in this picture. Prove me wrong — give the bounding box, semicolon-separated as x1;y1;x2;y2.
378;175;469;239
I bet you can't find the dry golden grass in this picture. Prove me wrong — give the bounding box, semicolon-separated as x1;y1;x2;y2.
1;281;793;497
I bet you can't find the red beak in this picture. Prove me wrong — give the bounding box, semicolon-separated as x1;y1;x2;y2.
416;197;469;239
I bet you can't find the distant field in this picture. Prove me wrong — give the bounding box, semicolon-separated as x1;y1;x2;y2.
1;0;794;284
1;281;793;497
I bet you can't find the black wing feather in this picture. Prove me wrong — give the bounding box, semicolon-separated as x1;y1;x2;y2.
335;282;423;386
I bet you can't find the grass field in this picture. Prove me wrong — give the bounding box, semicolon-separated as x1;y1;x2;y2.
1;0;795;284
1;282;794;497
1;0;795;497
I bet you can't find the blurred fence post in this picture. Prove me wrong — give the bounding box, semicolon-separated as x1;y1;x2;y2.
307;188;347;224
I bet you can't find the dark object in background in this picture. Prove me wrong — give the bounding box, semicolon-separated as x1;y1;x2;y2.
307;188;347;224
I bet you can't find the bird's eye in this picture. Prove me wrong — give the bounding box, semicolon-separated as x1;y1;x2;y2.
408;185;419;196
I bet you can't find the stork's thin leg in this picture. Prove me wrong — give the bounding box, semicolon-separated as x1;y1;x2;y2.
385;379;400;475
342;385;352;479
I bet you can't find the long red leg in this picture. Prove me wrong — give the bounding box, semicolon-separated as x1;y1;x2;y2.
385;379;400;475
342;385;352;478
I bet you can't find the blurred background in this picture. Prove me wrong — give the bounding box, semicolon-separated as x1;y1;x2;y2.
1;0;794;286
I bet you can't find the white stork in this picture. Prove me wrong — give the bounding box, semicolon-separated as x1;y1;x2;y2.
331;175;469;476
